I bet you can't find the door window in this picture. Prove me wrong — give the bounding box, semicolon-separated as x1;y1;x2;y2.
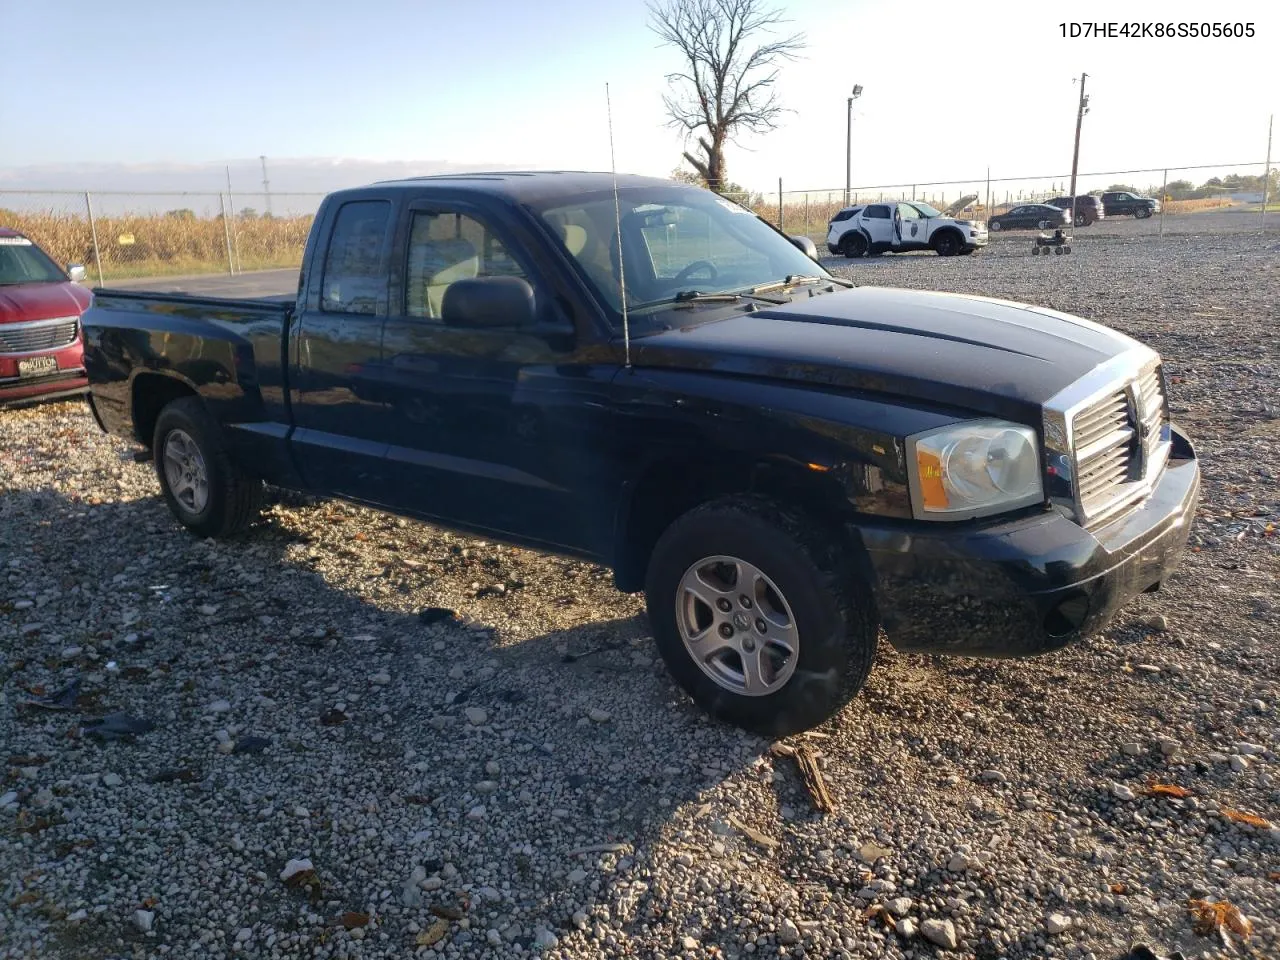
405;211;530;320
863;204;891;219
321;200;391;315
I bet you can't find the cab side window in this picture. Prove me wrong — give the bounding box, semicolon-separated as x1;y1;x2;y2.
321;200;391;315
405;212;530;320
863;205;891;219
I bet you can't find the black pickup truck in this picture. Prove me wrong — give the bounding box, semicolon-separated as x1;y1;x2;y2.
82;172;1200;735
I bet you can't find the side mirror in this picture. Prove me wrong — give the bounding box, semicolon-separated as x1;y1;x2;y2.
789;235;819;260
67;263;87;282
441;276;537;329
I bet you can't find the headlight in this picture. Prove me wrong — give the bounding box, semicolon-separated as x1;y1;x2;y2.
906;420;1044;520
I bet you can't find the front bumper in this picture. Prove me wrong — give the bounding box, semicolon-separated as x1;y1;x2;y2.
0;371;89;408
852;424;1200;657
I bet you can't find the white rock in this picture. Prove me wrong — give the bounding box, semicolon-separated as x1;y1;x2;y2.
0;791;18;807
230;837;245;853
133;909;155;933
370;670;391;686
1121;742;1144;756
102;773;122;787
896;918;917;939
485;760;501;776
206;699;231;714
886;897;913;917
1159;738;1182;756
422;875;443;891
1230;755;1248;772
198;604;218;616
778;918;801;945
948;852;971;872
572;911;589;929
534;929;559;949
920;917;957;950
475;780;499;794
588;708;611;723
1234;742;1265;756
467;805;486;819
568;868;588;883
236;927;253;942
465;707;488;726
279;858;314;882
1047;913;1072;935
67;908;88;923
1110;782;1137;802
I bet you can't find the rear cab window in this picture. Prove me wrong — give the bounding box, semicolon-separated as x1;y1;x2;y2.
321;200;392;315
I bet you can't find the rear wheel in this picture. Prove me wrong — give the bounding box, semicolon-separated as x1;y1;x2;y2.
645;496;878;736
839;232;867;258
1135;207;1152;219
153;396;264;538
989;220;1002;231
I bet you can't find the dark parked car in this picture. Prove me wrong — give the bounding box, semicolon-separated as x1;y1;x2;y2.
1101;191;1161;218
987;204;1070;232
81;172;1200;735
1046;196;1106;226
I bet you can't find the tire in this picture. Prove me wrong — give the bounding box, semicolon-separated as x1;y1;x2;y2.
989;220;1002;231
644;495;878;736
933;231;961;257
153;396;264;538
838;232;867;258
1135;207;1152;219
1031;246;1040;255
1073;214;1086;227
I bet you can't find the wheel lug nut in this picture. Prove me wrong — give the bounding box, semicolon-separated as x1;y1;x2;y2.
756;618;767;633
716;598;732;612
741;637;756;652
739;595;752;609
718;623;734;638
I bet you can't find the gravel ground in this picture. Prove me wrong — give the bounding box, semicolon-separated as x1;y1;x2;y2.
2;228;1278;960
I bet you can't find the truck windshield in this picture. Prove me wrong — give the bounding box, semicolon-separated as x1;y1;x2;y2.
535;186;832;325
0;237;67;285
911;202;944;218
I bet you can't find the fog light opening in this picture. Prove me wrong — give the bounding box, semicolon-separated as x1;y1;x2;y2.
1044;591;1091;638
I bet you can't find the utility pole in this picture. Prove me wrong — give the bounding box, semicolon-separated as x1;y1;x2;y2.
1068;72;1089;229
260;155;272;217
845;85;863;206
1262;114;1273;234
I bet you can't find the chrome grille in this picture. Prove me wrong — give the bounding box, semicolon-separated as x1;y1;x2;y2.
0;317;80;356
1070;363;1170;526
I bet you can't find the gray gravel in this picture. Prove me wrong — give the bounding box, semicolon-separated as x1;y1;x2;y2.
3;226;1279;960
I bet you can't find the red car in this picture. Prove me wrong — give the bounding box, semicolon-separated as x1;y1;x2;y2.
0;228;92;408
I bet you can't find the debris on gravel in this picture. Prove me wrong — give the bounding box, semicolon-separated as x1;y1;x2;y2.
2;228;1278;959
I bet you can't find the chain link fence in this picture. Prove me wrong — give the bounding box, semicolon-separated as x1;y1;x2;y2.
1;159;1273;282
0;190;324;283
730;161;1276;242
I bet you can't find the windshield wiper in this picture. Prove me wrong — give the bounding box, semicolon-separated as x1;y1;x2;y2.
670;289;789;305
750;274;854;294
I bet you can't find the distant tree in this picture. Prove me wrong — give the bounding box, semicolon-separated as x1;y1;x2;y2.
165;208;196;220
239;208;259;220
669;166;703;186
1105;183;1139;194
669;165;761;203
649;0;805;191
1162;180;1194;200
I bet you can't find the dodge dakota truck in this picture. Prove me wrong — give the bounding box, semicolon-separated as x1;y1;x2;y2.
81;172;1201;735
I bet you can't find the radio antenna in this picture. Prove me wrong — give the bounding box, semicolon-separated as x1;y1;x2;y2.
606;83;631;368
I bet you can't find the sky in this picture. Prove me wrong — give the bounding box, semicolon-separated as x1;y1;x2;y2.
1;0;1276;198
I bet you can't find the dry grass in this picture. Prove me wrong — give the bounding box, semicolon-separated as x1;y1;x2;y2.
0;207;312;280
1162;198;1233;214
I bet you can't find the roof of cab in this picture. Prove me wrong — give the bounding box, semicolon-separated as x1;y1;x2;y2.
352;170;690;205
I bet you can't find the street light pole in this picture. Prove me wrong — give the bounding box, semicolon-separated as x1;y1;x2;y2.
845;85;862;207
1068;72;1089;228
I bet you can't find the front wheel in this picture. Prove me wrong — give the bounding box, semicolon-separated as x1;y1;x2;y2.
153;396;264;538
933;232;961;257
1135;207;1152;219
645;496;878;736
989;220;1002;231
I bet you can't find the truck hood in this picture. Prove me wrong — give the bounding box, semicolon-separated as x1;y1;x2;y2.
630;285;1145;422
0;281;91;324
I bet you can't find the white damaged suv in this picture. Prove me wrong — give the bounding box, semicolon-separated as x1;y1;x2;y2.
826;200;988;258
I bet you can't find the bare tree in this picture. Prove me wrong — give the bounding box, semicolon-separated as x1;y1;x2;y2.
649;0;804;191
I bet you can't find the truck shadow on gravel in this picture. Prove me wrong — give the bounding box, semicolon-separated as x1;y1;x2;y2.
1;483;834;957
